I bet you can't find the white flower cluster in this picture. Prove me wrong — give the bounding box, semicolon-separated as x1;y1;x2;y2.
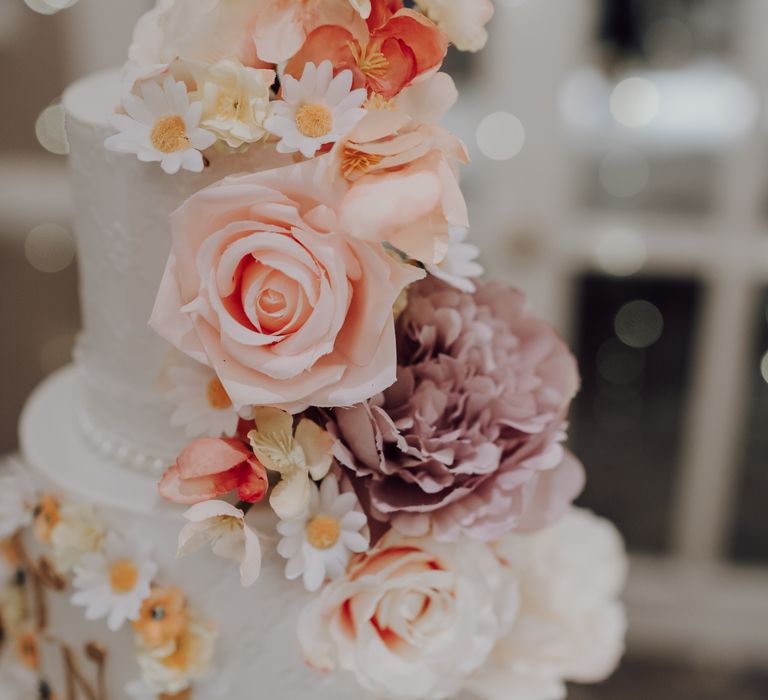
0;458;218;699
297;508;627;700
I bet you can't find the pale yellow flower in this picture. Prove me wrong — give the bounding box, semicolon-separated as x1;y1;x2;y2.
195;59;274;150
248;407;333;520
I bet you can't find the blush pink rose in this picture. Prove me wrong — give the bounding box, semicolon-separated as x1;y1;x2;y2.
159;437;268;504
150;156;424;413
298;530;517;699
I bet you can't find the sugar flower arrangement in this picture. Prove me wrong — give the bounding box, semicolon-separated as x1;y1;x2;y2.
101;1;628;698
0;461;218;699
105;0;489;175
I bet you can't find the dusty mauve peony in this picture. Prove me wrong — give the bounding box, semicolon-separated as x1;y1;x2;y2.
330;278;583;542
298;530;517;700
467;508;628;700
150;156;424;413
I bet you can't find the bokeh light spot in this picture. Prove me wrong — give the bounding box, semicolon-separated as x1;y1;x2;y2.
476;112;526;161
595;226;647;276
610;77;660;128
36;104;69;155
24;0;78;14
25;224;75;273
760;351;768;385
614;300;664;349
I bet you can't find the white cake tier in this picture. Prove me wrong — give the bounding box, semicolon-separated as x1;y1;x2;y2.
64;70;293;473
20;366;372;699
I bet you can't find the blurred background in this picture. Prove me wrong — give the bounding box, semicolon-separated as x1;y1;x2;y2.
1;0;768;697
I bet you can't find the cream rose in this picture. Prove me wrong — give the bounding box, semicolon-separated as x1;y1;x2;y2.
149;156;424;413
467;508;628;700
297;531;517;700
415;0;494;52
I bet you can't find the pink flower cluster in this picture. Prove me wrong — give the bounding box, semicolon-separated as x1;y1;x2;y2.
329;278;585;542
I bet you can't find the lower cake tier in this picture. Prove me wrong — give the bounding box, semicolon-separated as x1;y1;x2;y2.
16;366;370;700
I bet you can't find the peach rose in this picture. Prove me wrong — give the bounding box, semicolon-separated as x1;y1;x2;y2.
333;75;468;265
298;530;517;699
150;156;424;413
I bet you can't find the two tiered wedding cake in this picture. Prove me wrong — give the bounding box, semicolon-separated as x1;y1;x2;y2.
2;2;627;699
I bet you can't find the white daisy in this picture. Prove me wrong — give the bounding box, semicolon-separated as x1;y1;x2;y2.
166;362;241;438
0;459;35;539
105;76;217;175
277;474;369;592
177;501;263;587
426;226;484;292
265;61;367;159
50;502;107;573
71;532;158;631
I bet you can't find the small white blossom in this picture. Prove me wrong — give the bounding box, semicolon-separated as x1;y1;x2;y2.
71;532;157;631
265;61;367;159
166;361;241;438
177;500;262;587
277;474;369;592
426;226;483;292
105;76;216;175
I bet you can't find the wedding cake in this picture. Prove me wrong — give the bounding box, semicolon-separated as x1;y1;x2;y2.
1;2;628;699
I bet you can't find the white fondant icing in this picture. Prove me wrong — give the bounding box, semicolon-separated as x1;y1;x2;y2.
20;368;374;699
63;70;293;468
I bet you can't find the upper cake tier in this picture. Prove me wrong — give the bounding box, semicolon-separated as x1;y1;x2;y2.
63;70;292;473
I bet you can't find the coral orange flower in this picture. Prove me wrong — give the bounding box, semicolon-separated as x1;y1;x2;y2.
159;438;269;506
133;586;188;650
15;629;40;671
285;0;448;99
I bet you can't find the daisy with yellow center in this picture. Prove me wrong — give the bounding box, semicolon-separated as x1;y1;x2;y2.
166;361;241;438
105;76;216;175
277;474;369;592
71;532;158;631
264;61;367;159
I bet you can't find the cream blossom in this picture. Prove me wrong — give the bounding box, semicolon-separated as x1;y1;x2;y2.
467;508;628;700
177;500;263;587
125;0;367;86
49;502;107;573
277;474;369;591
135;611;217;695
195;59;274;149
126;670;227;700
0;465;35;539
415;0;494;52
425;226;483;292
265;61;367;158
298;530;517;699
248;408;334;521
166;361;241;438
71;533;158;631
105;76;216;175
